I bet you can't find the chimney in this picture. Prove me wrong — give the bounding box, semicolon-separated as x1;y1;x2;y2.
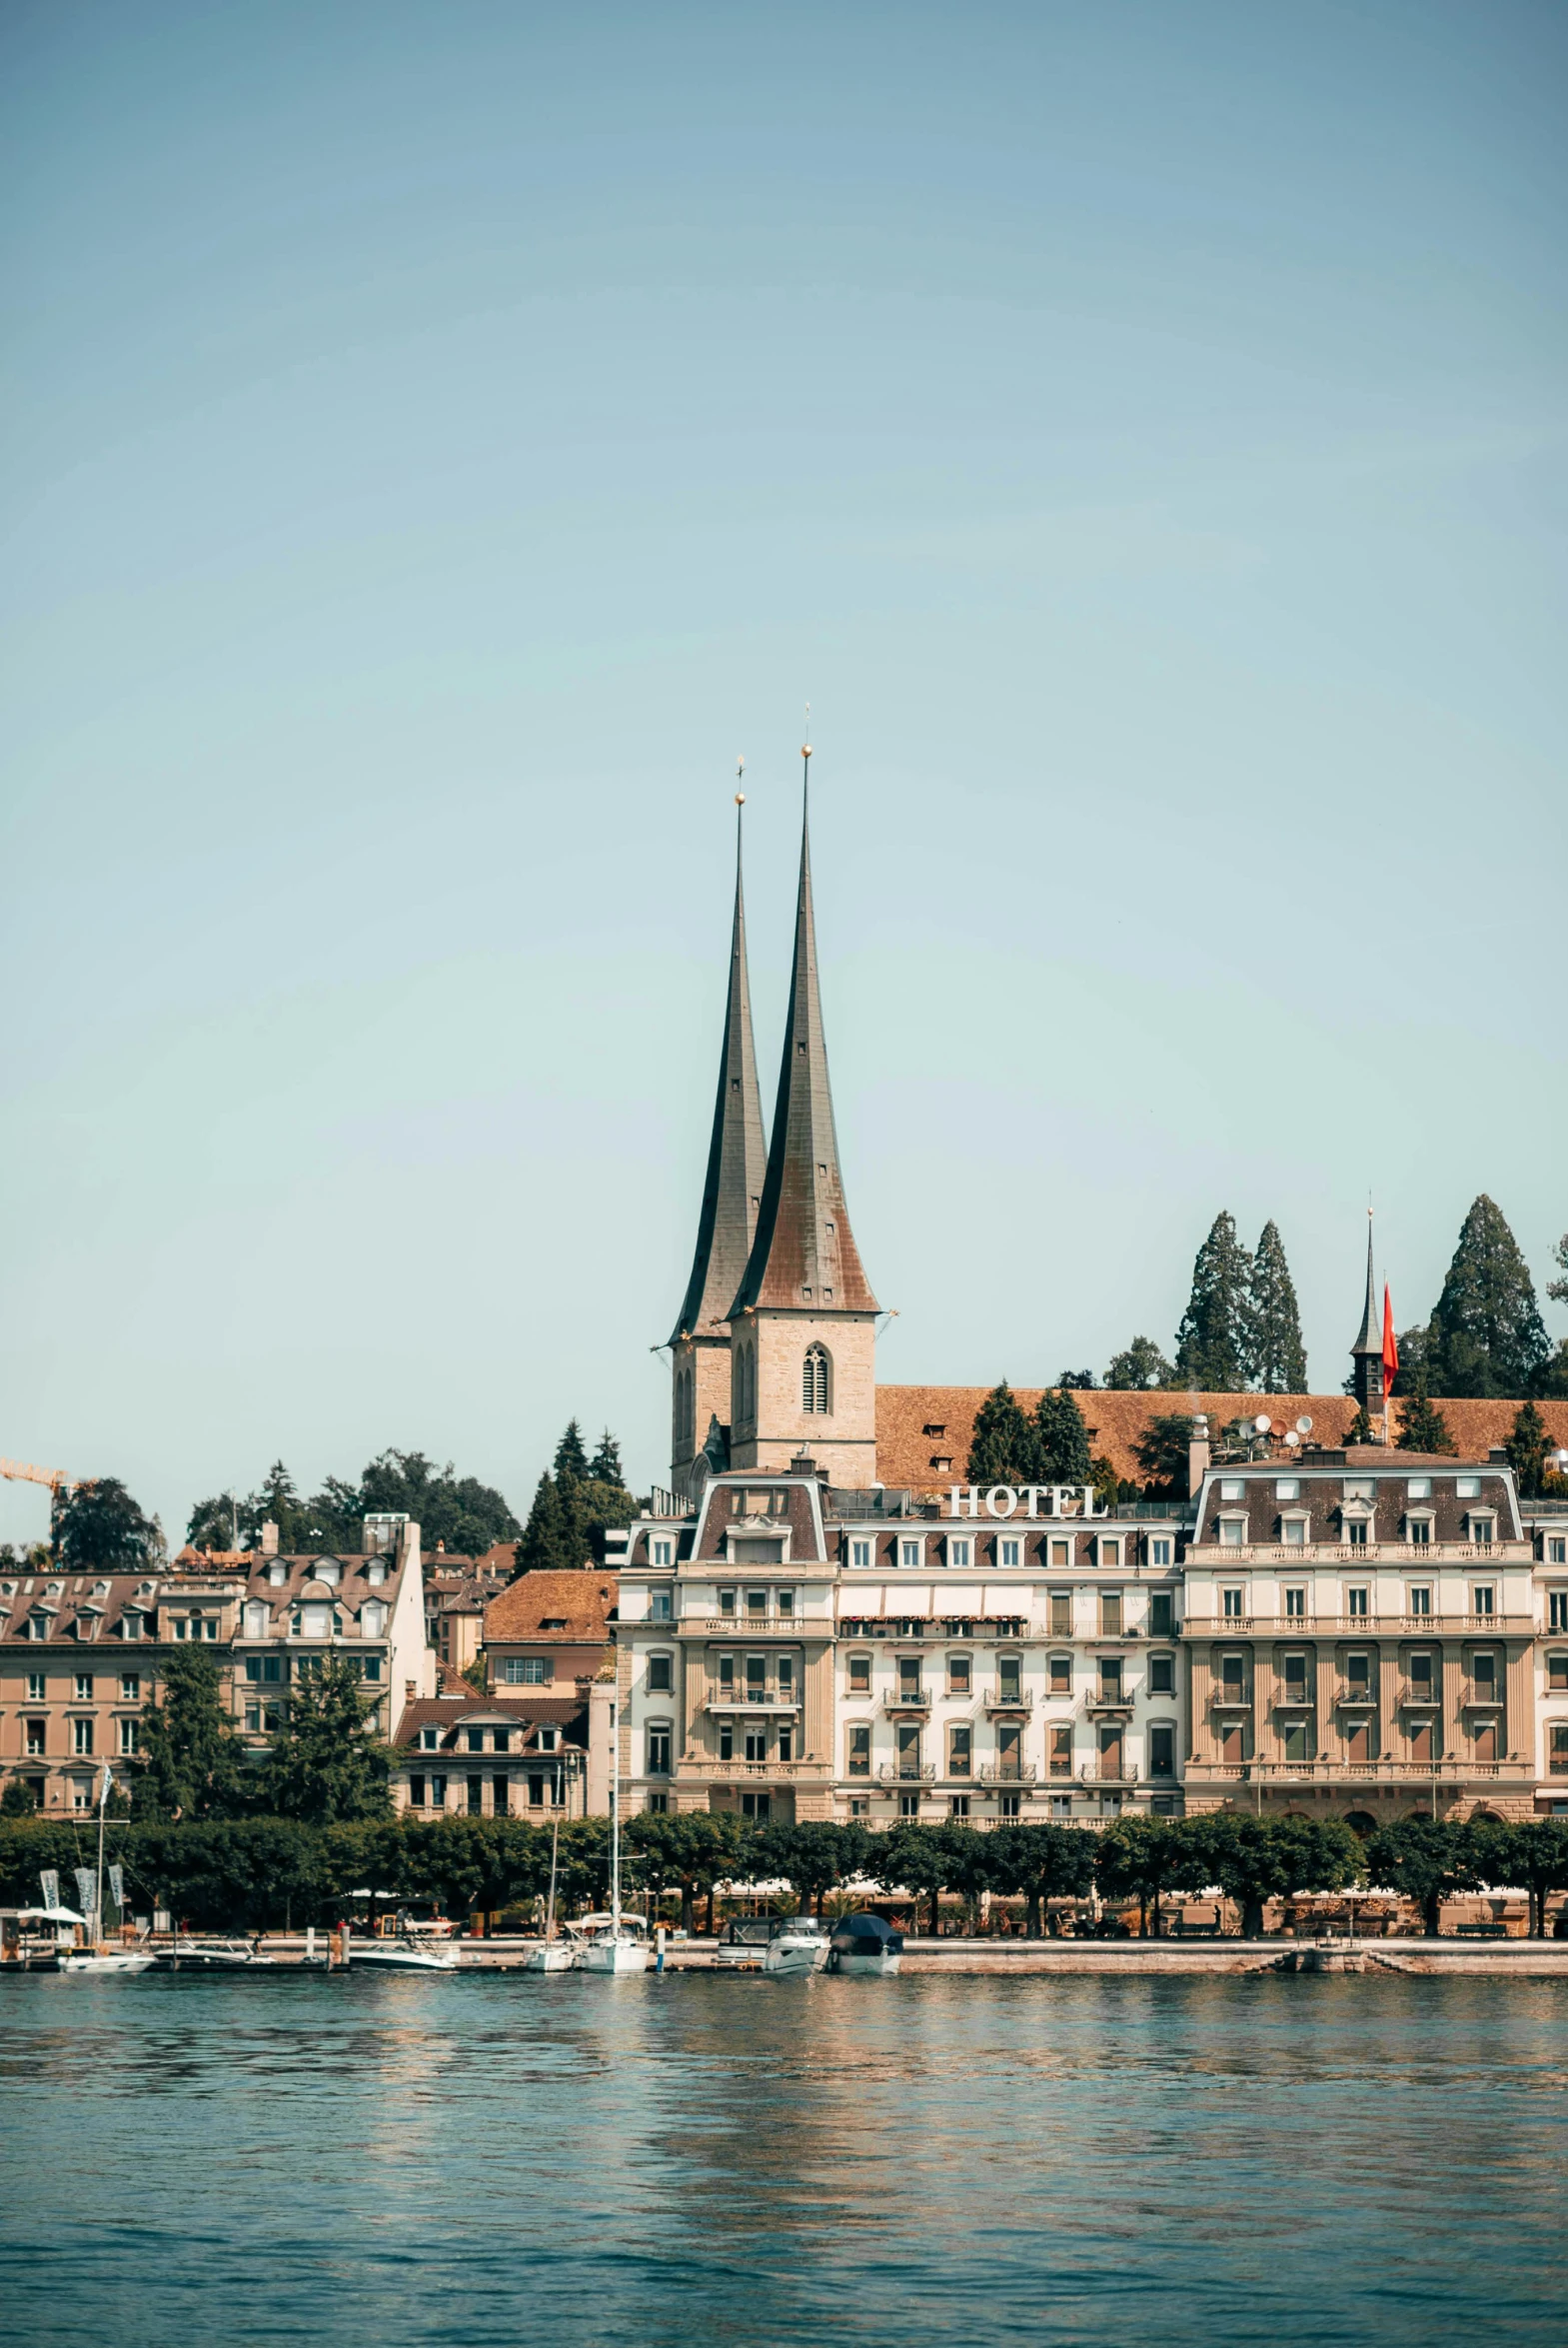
259;1519;279;1557
1187;1415;1211;1498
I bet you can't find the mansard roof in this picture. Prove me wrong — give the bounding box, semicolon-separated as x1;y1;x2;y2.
670;806;770;1342
730;763;877;1316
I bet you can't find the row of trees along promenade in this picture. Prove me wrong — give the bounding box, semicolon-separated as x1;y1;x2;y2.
6;1811;1568;1942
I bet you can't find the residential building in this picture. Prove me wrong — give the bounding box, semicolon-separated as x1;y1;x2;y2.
232;1512;431;1752
393;1692;592;1819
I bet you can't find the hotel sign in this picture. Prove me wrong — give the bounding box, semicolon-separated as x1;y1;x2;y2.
945;1484;1105;1520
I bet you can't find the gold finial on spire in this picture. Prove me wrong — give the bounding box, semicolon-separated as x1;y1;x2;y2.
736;754;745;808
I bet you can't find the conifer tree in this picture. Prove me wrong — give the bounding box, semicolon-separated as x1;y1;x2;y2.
1173;1212;1254;1392
1424;1195;1548;1396
1505;1401;1550;1497
1396;1374;1456;1456
589;1429;624;1485
1344;1405;1375;1445
1247;1220;1308;1392
262;1656;393;1825
553;1420;591;1481
515;1471;572;1576
132;1647;249;1822
1549;1234;1568;1309
966;1382;1032;1484
1031;1388;1092;1486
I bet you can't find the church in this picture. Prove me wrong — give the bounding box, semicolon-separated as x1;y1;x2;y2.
607;755;1568;1833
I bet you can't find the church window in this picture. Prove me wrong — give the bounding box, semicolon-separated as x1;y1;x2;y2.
802;1343;830;1414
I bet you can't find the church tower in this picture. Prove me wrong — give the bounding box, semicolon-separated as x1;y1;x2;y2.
727;743;879;1485
669;797;769;1495
1349;1214;1386;1411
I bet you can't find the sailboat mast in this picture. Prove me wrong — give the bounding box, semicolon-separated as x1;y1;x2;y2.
95;1766;109;1952
545;1816;560;1943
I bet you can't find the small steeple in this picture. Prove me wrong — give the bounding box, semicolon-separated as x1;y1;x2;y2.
731;739;877;1316
1349;1210;1384;1407
669;790;769;1342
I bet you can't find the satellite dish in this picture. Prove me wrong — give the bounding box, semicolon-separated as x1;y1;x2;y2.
1283;1427;1299;1446
1254;1413;1271;1434
1296;1416;1313;1435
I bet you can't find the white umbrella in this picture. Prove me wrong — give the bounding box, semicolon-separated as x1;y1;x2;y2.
16;1905;87;1924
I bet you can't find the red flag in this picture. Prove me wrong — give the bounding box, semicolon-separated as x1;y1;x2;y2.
1381;1283;1398;1397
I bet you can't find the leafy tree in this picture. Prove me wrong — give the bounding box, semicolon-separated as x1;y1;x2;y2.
750;1820;869;1920
1505;1402;1550;1497
1396;1374;1457;1457
185;1493;245;1552
1469;1819;1568;1939
1031;1388;1092;1487
0;1779;38;1817
986;1821;1095;1935
966;1381;1033;1485
1134;1412;1196;1499
1093;1816;1208;1936
1186;1813;1361;1938
1173;1211;1254;1392
1104;1336;1175;1390
54;1478;164;1570
132;1817;325;1932
1248;1220;1308;1392
1362;1816;1482;1935
262;1657;393;1826
132;1647;250;1822
1055;1369;1096;1390
882;1821;973;1936
624;1811;748;1931
554;1421;591;1481
1423;1194;1549;1396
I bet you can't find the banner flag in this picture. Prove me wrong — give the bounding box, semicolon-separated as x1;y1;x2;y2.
108;1864;125;1911
40;1868;60;1912
1381;1284;1399;1398
72;1866;98;1919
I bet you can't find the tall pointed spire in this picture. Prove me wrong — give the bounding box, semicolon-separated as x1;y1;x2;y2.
1349;1208;1385;1408
669;789;769;1343
731;738;877;1316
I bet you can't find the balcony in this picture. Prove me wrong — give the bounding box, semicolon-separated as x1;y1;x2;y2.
1187;1542;1525;1567
1207;1685;1251;1712
1460;1686;1505;1711
1186;1758;1530;1786
680;1758;826;1780
983;1689;1033;1714
876;1762;936;1782
704;1692;801;1715
696;1616;801;1633
978;1762;1038;1785
883;1688;932;1714
1336;1684;1378;1709
1087;1689;1136;1717
1273;1685;1314;1709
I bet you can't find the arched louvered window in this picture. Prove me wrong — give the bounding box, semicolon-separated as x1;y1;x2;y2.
802;1342;830;1415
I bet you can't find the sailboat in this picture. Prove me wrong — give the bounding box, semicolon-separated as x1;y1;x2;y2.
576;1741;649;1976
60;1767;155;1975
524;1816;576;1972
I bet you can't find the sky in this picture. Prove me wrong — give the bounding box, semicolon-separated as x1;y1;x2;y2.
2;0;1565;1548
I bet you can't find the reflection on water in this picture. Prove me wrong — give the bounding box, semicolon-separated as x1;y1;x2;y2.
2;1971;1566;2345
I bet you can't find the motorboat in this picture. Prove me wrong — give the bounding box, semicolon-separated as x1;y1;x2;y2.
574;1911;650;1975
154;1936;273;1969
60;1945;157;1975
828;1913;903;1977
713;1915;781;1967
762;1917;829;1979
349;1914;460;1972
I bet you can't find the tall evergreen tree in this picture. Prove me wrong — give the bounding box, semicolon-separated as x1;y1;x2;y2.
1396;1374;1457;1456
1031;1389;1092;1486
132;1647;250;1821
1344;1405;1376;1445
515;1472;573;1575
553;1421;591;1481
589;1429;624;1485
966;1382;1033;1484
1173;1212;1254;1392
262;1656;393;1825
1505;1402;1550;1497
1424;1195;1548;1396
1247;1220;1308;1392
1104;1335;1175;1390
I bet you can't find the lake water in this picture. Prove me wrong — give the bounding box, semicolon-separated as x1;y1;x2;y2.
2;1969;1565;2345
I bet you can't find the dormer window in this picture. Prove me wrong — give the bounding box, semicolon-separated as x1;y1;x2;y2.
420;1725;442;1750
1406;1478;1432;1499
541;1617;567;1630
361;1600;387;1637
1218;1516;1246;1547
1467;1514;1496;1548
1344;1479;1375;1502
946;1535;972;1569
269;1563;286;1587
1280;1515;1308;1546
314;1561;341;1587
366;1560;387;1587
1275;1479;1300;1500
537;1727;560;1753
1219;1480;1244;1501
1406;1515;1433;1547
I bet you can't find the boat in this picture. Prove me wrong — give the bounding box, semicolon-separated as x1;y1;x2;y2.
60;1946;156;1975
348;1913;461;1972
154;1935;273;1969
57;1767;157;1973
523;1817;578;1971
576;1755;650;1976
827;1913;903;1977
762;1917;829;1978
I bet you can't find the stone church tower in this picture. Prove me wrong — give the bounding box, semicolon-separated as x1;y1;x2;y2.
668;802;769;1496
726;748;879;1485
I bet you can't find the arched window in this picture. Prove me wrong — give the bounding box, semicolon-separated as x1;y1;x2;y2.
802;1342;830;1415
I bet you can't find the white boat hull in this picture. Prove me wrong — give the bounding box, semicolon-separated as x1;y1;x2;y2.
349;1946;459;1972
763;1938;829;1978
523;1943;577;1973
577;1936;650;1975
60;1951;157;1975
831;1950;901;1977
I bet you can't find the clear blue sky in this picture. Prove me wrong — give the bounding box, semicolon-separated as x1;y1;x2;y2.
2;0;1564;1546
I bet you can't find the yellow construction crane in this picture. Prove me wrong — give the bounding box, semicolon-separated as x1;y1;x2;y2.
0;1457;73;1495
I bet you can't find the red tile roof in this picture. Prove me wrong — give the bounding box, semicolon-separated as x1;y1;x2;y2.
484;1570;617;1643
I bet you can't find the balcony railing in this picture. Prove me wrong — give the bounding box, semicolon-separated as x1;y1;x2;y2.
984;1689;1032;1712
883;1689;932;1713
679;1759;825;1779
1087;1690;1137;1716
876;1762;936;1782
1187;1758;1529;1784
1187;1542;1520;1566
1336;1685;1377;1708
978;1762;1038;1784
704;1693;801;1714
1190;1613;1529;1635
